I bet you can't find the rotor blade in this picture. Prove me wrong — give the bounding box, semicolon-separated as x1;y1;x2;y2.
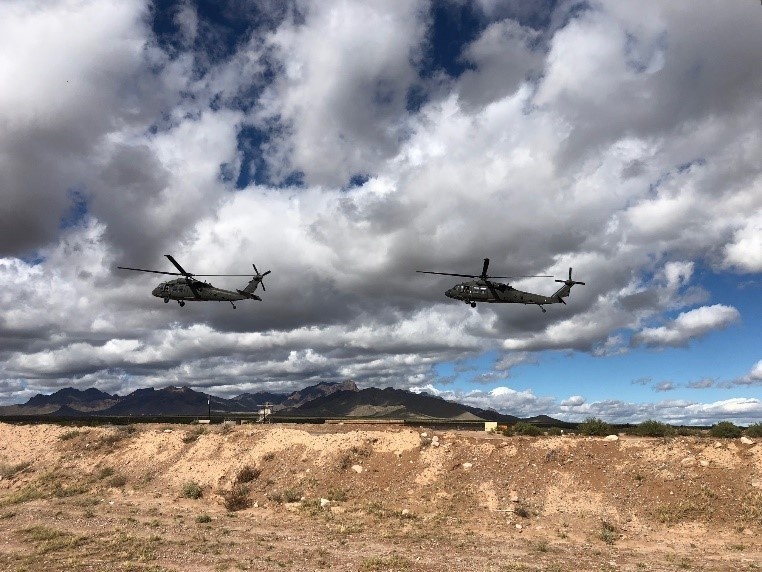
165;255;191;276
117;266;183;276
416;271;480;278
489;274;553;279
481;258;490;279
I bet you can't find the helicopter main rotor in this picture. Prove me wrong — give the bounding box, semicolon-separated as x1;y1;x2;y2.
416;258;552;282
118;254;266;280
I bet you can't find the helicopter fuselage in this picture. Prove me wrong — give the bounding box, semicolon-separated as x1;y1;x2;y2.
152;277;260;307
446;280;558;304
444;278;577;312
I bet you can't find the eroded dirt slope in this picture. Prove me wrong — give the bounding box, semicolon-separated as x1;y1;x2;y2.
0;422;760;571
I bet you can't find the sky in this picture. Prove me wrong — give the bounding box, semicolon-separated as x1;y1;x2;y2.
0;0;760;425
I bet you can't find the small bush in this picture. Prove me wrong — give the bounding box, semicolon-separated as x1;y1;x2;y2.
222;484;250;512
326;488;348;502
676;426;704;437
235;465;260;484
579;417;613;436
710;421;742;439
108;475;127;488
0;461;32;479
196;514;212;523
59;430;80;441
182;427;206;444
514;502;530;518
636;420;676;437
511;422;543;436
182;481;203;499
545;427;563;436
283;489;302;503
97;467;115;479
745;423;762;438
600;520;619;544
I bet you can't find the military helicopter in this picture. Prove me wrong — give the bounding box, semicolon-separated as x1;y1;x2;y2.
118;255;270;309
416;258;584;312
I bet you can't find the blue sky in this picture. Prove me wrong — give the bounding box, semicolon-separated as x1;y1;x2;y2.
0;0;760;425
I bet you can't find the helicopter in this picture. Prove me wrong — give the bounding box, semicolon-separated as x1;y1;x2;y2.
416;258;585;312
118;255;270;309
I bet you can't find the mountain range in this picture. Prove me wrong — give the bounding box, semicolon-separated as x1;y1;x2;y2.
0;380;566;425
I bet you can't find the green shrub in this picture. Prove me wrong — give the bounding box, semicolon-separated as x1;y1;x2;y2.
635;420;676;437
196;514;212;523
676;426;704;437
745;423;762;438
579;417;613;436
545;427;563;436
511;422;543;436
283;489;302;503
182;481;203;499
709;421;742;438
59;430;80;441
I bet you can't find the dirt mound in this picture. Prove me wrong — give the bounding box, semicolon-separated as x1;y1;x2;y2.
0;422;760;571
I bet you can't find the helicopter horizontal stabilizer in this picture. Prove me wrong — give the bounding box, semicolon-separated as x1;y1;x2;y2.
236;290;262;301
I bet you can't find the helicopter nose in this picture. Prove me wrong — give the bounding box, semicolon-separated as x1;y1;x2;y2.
151;287;161;297
445;288;454;298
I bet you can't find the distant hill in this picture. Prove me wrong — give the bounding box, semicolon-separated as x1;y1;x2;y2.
25;387;119;412
228;392;289;410
0;381;565;425
282;387;521;422
280;380;358;409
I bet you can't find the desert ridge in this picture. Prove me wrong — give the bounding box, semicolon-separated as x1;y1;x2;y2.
0;421;760;570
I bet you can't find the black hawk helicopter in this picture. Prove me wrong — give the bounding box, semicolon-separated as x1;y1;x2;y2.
416;258;585;312
118;255;270;309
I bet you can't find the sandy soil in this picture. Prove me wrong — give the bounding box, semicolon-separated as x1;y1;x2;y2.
0;422;760;571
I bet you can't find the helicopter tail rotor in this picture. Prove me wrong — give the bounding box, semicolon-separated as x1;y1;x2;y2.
555;267;586;286
252;264;271;292
552;267;585;300
238;264;271;298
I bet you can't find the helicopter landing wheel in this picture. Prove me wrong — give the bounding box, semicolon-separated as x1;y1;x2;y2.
178;301;185;307
230;301;237;309
164;298;169;303
470;302;476;308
